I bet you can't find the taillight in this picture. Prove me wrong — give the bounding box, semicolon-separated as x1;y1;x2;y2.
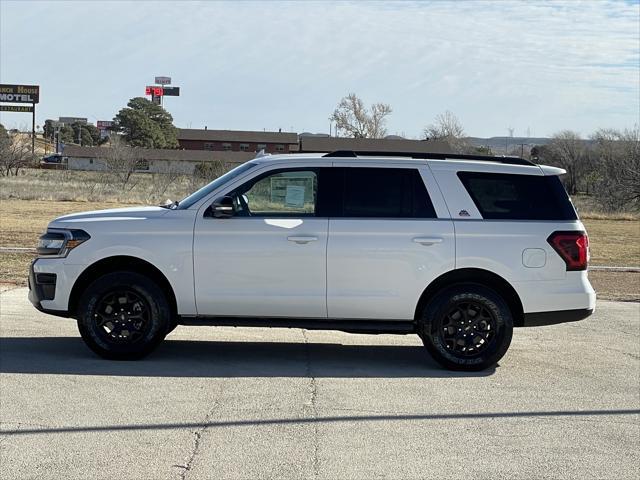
547;231;589;271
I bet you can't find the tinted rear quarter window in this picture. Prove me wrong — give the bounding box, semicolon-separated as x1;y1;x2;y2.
457;172;577;220
337;167;437;218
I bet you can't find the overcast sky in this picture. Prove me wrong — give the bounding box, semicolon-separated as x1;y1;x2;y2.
1;0;638;138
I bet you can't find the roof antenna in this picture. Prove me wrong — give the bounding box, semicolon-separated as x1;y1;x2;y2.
254;149;270;158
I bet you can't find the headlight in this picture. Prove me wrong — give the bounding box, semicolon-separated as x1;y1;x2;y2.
37;229;90;257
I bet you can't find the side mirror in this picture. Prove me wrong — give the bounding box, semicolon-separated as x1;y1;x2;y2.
207;195;235;218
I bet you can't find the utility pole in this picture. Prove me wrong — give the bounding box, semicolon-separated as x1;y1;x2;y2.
514;142;528;158
55;124;61;153
506;127;514;154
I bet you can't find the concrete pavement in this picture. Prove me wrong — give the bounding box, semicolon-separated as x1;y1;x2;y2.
1;287;639;479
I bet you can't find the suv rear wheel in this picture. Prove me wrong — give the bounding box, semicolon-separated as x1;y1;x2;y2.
418;284;513;371
77;271;170;360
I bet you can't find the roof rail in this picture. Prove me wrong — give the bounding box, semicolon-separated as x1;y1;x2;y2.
322;150;535;166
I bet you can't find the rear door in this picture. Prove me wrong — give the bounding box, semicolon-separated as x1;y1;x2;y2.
326;164;455;320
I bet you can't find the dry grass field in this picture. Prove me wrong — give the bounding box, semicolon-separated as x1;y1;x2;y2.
0;168;198;204
581;217;639;267
0;200;138;248
1;170;638;301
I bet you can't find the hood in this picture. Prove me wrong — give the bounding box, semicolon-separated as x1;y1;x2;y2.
48;206;169;228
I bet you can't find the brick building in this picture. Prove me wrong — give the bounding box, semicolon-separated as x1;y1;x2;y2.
298;135;452;154
177;129;299;154
61;145;253;174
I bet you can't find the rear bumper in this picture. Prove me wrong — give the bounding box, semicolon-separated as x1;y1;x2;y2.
514;271;596;314
521;308;593;327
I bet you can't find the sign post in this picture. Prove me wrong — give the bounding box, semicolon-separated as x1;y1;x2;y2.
0;84;40;155
145;86;164;105
32;103;36;154
145;78;180;107
0;105;34;112
96;120;113;140
154;76;171;85
162;87;180;96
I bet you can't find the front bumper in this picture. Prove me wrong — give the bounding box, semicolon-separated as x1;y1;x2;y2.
28;259;74;317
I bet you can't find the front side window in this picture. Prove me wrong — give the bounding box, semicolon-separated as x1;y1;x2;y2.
178;162;258;209
233;169;317;216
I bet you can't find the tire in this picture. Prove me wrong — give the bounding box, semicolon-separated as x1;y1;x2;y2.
166;320;179;335
418;284;513;371
77;271;170;360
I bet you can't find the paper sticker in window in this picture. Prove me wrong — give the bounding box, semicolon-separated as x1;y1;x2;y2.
285;185;305;208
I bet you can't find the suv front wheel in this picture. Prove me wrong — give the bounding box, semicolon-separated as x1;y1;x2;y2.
418;284;513;371
77;271;170;360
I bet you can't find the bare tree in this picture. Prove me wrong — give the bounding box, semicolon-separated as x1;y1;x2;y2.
148;163;184;202
0;132;36;176
189;159;229;193
591;127;639;211
329;93;392;138
99;136;142;190
423;111;469;153
544;131;593;195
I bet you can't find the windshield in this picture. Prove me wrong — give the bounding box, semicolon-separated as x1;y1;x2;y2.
177;162;258;209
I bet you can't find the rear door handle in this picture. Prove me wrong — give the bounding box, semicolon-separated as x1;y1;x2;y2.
413;237;443;246
287;236;318;244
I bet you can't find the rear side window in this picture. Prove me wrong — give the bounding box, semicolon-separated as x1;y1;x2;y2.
326;167;436;218
457;172;577;220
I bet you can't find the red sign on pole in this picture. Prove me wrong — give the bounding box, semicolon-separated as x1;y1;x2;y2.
145;86;163;97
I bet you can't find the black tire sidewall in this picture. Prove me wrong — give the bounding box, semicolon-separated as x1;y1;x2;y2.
77;271;170;360
419;284;513;371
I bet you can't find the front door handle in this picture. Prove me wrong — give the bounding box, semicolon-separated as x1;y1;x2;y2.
287;236;318;244
413;237;443;246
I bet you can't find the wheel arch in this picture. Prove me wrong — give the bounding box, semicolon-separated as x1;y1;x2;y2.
415;268;524;327
68;256;178;320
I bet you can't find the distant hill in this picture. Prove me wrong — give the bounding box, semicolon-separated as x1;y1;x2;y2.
466;136;551;153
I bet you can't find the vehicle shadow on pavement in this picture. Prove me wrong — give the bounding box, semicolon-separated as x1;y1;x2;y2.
0;336;496;378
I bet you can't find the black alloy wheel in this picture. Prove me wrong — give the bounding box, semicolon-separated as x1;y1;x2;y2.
418;284;513;371
77;271;171;360
439;301;497;356
93;290;153;345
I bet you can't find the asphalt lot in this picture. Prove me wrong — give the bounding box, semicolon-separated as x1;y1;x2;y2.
0;287;638;480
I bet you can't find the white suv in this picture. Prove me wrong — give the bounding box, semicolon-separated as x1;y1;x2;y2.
29;151;596;370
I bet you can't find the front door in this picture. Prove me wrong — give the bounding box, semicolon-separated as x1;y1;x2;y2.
193;167;328;318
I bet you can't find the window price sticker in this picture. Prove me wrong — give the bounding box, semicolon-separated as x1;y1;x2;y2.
285;185;305;208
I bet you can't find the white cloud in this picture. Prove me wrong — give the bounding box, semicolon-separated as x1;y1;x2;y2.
1;0;638;137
